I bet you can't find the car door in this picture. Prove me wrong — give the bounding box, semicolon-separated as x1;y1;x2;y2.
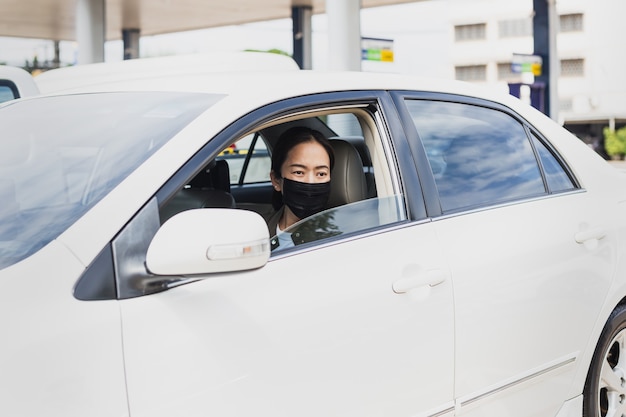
395;94;614;417
116;93;456;417
0;243;128;417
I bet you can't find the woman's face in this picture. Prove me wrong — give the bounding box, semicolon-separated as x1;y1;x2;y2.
271;140;331;190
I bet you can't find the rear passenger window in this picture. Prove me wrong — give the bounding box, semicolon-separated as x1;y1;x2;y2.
405;100;545;213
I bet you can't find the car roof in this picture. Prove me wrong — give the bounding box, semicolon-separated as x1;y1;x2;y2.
30;51;506;102
35;68;521;112
24;52;544;134
34;52;300;95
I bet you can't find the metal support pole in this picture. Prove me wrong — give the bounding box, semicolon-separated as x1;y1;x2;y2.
123;28;141;60
76;0;105;64
327;0;362;71
292;6;312;69
53;40;60;68
533;0;559;120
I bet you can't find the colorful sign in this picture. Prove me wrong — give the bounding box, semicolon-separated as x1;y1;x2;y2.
362;37;394;62
511;53;542;76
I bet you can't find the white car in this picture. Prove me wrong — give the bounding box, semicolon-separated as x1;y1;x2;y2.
1;69;625;417
0;65;39;103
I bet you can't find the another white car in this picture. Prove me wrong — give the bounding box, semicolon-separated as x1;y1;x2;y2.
1;69;625;417
0;65;39;103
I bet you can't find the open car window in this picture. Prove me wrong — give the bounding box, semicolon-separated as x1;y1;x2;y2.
159;101;407;254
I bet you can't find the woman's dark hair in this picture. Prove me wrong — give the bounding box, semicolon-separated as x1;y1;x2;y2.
270;126;335;210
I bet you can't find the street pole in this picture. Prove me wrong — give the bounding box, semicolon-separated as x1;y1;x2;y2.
533;0;559;121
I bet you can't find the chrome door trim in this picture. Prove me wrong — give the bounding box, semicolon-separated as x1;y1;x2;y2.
456;352;577;409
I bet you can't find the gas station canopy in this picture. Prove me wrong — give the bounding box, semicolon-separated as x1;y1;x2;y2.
0;0;417;41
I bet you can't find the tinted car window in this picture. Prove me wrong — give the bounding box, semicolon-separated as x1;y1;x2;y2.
405;100;545;213
531;133;577;192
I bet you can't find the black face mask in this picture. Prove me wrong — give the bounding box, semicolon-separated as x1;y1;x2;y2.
281;178;331;220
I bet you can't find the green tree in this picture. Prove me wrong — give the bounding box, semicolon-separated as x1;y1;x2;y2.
604;126;626;159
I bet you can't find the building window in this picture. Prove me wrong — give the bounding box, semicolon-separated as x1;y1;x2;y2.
561;59;584;77
455;23;486;41
497;62;517;81
498;18;532;38
560;13;583;32
455;65;487;81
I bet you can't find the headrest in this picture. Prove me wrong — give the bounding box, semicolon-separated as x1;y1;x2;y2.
210;159;231;192
189;159;231;192
327;139;368;208
329;136;372;167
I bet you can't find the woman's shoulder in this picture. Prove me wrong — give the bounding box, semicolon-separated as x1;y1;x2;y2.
266;206;283;234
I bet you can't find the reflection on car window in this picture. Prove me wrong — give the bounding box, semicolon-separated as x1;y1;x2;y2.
531;133;576;192
406;100;546;212
0;91;221;270
271;195;407;251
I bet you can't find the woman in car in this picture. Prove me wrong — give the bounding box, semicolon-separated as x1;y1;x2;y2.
267;126;335;251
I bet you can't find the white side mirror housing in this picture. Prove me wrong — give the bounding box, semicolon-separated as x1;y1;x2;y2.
146;208;270;276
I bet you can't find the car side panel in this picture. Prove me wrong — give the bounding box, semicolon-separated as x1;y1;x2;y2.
0;242;128;416
120;223;455;417
435;192;613;417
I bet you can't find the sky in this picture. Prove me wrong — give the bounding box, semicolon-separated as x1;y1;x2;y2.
0;2;452;78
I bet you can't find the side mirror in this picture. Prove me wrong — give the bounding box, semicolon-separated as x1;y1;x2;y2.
146;208;270;276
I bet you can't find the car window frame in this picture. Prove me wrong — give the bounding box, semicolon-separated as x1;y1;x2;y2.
74;91;439;300
154;91;426;253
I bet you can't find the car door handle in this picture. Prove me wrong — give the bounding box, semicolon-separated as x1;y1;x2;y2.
575;227;606;244
392;269;447;294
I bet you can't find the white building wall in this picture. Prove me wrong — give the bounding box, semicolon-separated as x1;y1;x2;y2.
574;0;626;123
386;0;626;128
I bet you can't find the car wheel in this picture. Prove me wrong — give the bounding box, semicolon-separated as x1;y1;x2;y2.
584;304;626;417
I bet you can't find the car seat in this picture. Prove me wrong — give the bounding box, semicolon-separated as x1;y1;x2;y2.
326;139;369;208
160;159;236;222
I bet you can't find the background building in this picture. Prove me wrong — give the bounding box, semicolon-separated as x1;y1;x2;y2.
441;0;626;153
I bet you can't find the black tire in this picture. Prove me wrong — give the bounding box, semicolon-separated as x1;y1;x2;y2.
584;303;626;417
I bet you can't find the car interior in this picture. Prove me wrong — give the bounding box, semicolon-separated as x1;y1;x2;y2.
158;107;401;248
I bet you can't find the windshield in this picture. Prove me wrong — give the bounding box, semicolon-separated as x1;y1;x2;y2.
0;91;223;270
